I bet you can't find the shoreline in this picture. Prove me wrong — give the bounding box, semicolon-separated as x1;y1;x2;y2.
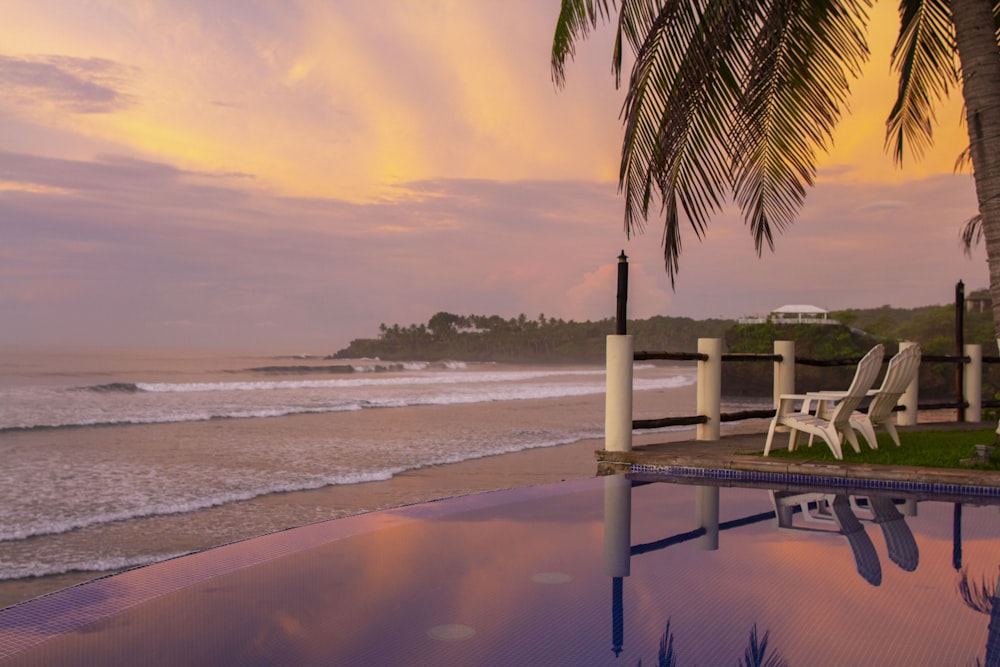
0;420;750;610
0;394;760;608
0;431;620;609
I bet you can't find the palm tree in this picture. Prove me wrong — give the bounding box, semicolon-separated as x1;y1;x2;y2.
550;0;1000;333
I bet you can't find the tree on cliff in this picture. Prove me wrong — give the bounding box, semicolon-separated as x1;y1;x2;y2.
550;0;1000;339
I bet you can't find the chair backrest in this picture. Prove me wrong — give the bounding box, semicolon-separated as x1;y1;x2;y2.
867;344;922;422
829;344;885;425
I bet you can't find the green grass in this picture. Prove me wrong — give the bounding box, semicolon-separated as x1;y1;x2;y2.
761;428;1000;470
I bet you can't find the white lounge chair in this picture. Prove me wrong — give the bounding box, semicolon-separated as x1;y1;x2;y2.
851;344;921;449
805;344;921;449
763;344;885;459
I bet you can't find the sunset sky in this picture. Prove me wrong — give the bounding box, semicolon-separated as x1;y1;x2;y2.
0;1;985;351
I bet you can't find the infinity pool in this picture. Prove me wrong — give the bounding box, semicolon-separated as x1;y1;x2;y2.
1;474;997;665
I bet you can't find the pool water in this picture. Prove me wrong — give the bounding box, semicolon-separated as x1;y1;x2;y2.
0;474;997;666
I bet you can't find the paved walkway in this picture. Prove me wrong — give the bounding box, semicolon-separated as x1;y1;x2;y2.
596;421;1000;489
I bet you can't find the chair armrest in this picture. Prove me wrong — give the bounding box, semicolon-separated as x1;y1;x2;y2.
808;390;876;398
775;393;813;416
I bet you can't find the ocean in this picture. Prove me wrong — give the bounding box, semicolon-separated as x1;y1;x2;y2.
0;346;732;605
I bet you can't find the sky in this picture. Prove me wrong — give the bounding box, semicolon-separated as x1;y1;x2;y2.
0;1;987;352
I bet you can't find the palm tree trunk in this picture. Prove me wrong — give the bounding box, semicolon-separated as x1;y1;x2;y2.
951;0;1000;442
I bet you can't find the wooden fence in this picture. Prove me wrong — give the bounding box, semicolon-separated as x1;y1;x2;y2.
604;336;999;452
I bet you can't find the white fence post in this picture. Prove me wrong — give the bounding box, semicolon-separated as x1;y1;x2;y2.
965;343;982;422
898;340;920;426
697;338;721;441
605;335;634;452
774;340;795;407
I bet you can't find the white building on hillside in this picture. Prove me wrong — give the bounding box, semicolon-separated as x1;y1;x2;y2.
738;304;837;325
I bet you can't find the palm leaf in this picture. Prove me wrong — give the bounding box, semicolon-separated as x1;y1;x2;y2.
962;213;985;254
618;0;754;282
551;0;618;86
885;0;958;163
619;0;869;282
733;0;871;252
551;0;876;286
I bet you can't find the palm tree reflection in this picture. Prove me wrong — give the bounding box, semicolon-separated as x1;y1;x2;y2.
958;567;1000;666
635;621;786;667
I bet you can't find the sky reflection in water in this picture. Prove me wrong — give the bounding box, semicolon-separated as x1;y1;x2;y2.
0;476;997;666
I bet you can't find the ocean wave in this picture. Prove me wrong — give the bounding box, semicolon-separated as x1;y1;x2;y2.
0;468;397;544
0;429;609;546
0;403;365;433
243;364;358;374
131;368;613;393
0;552;193;581
2;372;696;431
76;382;143;393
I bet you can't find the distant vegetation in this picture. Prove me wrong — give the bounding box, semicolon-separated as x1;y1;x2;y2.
333;312;733;363
333;304;999;399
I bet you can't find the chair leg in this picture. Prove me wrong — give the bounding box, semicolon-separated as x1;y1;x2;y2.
843;427;863;454
764;418;779;456
820;426;843;460
787;427;801;452
884;422;901;447
856;419;878;450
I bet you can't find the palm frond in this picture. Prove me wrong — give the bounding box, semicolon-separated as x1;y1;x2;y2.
885;0;958;164
618;0;754;282
955;144;974;172
995;0;1000;45
552;0;878;287
733;0;871;253
552;0;618;86
961;213;984;255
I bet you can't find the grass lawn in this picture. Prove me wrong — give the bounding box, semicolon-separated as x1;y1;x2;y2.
761;428;1000;470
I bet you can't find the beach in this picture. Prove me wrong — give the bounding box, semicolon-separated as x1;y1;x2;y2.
0;424;598;608
1;348;771;609
0;402;747;609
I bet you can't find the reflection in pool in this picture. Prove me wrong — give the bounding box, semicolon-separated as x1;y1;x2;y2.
0;474;997;665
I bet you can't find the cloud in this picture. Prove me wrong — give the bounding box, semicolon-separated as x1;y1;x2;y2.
854;200;907;213
0;54;136;114
0;2;985;351
0;146;984;350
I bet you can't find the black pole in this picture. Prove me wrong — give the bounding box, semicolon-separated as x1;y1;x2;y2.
612;576;624;657
957;280;966;422
952;502;963;571
616;251;629;335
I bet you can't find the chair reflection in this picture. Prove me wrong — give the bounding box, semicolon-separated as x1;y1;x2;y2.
770;490;919;585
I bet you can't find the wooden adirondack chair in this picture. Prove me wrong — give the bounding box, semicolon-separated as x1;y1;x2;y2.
849;344;921;449
763;344;885;460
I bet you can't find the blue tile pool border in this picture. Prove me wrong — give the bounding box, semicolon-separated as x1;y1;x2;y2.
630;463;1000;498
